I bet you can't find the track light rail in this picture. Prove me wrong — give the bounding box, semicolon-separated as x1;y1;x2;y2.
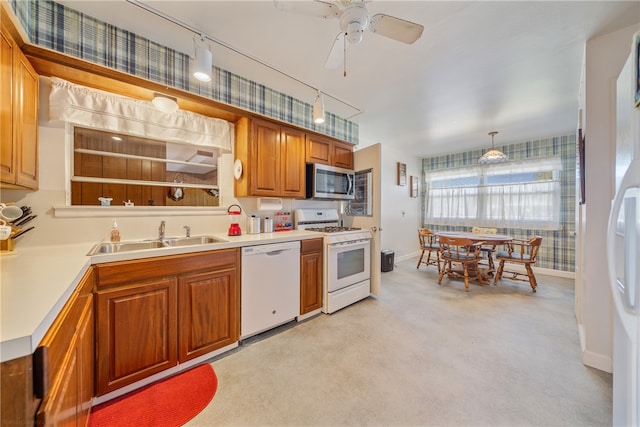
125;0;362;118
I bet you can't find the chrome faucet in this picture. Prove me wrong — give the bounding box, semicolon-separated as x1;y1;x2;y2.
159;220;165;240
183;225;191;238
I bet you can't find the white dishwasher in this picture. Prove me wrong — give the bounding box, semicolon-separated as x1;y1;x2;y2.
241;240;300;339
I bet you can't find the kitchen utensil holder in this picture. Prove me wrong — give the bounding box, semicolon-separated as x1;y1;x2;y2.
1;238;15;252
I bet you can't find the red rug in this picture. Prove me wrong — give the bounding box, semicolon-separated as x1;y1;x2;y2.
89;364;217;427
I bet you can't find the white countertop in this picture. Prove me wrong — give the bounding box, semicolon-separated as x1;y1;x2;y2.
0;230;321;362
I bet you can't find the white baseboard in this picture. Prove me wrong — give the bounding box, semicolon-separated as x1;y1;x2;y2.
577;321;613;373
582;349;613;373
508;264;575;280
396;251;420;263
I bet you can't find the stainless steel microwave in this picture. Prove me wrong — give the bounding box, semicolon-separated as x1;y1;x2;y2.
306;163;355;200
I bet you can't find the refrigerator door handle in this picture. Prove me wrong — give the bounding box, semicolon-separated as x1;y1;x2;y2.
607;157;640;314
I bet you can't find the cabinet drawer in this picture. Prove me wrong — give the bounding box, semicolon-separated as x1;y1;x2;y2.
301;238;323;254
96;248;238;288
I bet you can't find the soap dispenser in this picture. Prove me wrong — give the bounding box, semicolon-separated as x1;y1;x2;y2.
110;218;121;243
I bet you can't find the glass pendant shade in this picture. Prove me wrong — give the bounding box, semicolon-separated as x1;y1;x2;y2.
479;131;508;164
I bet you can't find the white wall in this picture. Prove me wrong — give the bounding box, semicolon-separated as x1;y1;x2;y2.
379;144;423;262
579;22;640;372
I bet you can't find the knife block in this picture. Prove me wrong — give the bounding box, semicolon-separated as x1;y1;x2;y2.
0;238;15;252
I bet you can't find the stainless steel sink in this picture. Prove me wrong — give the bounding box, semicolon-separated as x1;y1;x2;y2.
88;240;165;255
87;236;226;256
162;236;224;246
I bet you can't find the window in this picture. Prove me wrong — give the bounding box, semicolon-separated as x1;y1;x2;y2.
48;77;232;210
71;126;221;207
424;158;562;230
347;169;373;216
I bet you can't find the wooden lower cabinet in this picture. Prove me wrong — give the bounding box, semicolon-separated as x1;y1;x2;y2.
33;267;95;427
0;355;37;427
179;266;239;361
95;277;178;395
300;238;323;315
95;249;240;396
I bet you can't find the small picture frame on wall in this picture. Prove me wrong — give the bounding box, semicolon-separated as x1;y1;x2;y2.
635;31;640;107
397;162;407;186
410;175;418;198
578;128;586;204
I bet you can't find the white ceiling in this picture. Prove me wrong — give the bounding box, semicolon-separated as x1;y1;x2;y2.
57;0;640;157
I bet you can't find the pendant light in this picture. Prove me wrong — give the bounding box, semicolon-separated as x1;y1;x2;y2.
193;35;212;82
479;131;508;164
313;90;325;124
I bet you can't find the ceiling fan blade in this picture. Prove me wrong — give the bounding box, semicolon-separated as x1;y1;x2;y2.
274;0;339;19
324;32;345;69
369;13;424;44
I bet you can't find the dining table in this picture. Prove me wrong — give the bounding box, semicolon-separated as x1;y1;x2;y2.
435;231;513;280
435;231;513;246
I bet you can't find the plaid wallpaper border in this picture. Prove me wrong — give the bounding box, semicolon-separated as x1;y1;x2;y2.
10;0;358;144
421;134;577;272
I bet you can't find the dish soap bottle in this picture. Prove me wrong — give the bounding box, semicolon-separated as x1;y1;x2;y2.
110;219;121;243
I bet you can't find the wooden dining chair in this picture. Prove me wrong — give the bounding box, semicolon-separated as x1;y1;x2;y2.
471;226;498;273
438;235;487;292
417;228;441;273
493;236;543;292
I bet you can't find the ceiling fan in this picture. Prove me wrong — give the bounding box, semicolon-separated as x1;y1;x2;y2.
274;0;424;74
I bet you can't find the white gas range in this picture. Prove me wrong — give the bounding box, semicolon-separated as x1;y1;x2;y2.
295;208;372;314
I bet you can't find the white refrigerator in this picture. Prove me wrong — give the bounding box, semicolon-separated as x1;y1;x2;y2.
607;35;640;427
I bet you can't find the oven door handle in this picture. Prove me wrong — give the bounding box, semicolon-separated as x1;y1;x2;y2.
329;239;370;249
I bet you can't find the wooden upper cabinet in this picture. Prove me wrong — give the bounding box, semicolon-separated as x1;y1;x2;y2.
305;134;332;165
235;117;305;198
0;17;39;190
252;118;281;196
333;140;354;170
305;134;354;169
15;51;39;188
1;19;16;185
280;126;305;198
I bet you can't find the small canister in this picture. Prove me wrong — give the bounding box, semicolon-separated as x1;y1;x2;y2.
247;215;261;234
262;217;274;233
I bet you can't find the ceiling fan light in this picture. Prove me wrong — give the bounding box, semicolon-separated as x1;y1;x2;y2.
313;92;325;124
152;93;179;113
346;22;363;44
193;43;212;82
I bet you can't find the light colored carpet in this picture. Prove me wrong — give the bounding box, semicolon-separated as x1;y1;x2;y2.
186;258;612;427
